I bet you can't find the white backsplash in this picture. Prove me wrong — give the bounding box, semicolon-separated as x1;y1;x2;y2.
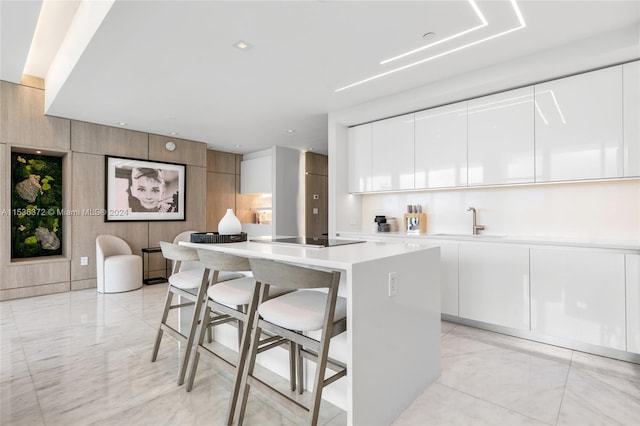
361;179;640;241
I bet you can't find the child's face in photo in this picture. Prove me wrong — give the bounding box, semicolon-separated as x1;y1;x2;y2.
131;176;164;209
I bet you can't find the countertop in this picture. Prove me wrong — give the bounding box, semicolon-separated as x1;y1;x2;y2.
336;231;640;254
180;239;436;270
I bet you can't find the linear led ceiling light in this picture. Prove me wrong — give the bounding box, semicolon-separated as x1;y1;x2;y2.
381;0;488;65
335;0;526;93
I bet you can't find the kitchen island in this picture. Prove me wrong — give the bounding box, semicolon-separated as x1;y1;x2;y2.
181;239;441;426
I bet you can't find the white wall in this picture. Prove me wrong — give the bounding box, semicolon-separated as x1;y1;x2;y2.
329;25;640;240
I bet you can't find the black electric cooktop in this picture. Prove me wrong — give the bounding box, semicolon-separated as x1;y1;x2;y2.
251;237;365;248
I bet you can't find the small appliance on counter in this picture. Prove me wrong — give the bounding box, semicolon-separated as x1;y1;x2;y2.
374;215;390;232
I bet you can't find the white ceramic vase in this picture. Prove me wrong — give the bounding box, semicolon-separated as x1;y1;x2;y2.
218;208;242;235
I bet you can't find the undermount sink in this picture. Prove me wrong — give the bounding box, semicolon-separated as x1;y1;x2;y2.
432;233;505;239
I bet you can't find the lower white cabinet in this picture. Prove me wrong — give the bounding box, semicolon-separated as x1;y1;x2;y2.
627;254;640;354
530;248;626;351
430;241;459;316
459;244;530;330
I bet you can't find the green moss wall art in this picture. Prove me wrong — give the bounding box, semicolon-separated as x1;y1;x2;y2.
11;152;63;259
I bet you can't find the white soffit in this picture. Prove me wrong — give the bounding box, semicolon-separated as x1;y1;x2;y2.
0;0;42;83
44;0;114;112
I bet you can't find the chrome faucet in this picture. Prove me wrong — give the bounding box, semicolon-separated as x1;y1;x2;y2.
467;207;485;235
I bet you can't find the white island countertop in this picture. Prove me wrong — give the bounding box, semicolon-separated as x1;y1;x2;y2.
181;239;433;270
180;239;441;426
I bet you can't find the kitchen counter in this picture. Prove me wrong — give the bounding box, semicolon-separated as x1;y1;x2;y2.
181;240;441;426
337;231;640;254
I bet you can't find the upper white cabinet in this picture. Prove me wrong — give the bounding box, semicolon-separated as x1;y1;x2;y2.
415;102;468;189
371;113;415;191
467;87;535;186
530;248;626;351
459;244;530;330
623;61;640;177
240;156;272;194
535;66;624;182
347;124;373;193
627;254;640;354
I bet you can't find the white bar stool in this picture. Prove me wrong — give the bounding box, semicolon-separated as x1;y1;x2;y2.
185;249;295;393
229;258;347;426
151;241;243;385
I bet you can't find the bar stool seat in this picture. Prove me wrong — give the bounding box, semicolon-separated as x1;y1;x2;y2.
259;291;347;331
169;268;242;290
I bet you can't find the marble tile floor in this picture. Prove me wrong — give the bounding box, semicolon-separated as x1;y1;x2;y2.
0;284;638;426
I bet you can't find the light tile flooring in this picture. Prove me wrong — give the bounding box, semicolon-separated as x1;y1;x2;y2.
1;284;638;425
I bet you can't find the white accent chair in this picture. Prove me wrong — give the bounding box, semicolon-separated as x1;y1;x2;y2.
96;235;143;294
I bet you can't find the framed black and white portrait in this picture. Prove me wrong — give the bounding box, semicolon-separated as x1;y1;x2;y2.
105;156;186;221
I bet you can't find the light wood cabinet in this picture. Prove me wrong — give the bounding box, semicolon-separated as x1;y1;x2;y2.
372;113;415;191
347;123;372;193
467;87;535;186
415;102;467;189
535;66;624;182
530;248;626;350
623;61;640;177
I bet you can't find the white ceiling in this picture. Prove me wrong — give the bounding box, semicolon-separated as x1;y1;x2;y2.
2;0;640;155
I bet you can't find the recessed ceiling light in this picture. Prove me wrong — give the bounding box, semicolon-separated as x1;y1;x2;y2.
234;144;241;148
307;147;314;151
422;32;436;40
286;129;295;133
169;131;178;135
35;150;42;154
118;122;127;126
233;40;253;50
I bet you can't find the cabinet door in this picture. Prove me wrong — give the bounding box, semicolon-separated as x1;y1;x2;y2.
535;66;624;182
371;113;415;191
415;102;467;189
436;241;459;316
347;124;372;192
459;244;530;330
624;61;640;177
627;254;640;354
467;87;534;186
240;156;272;194
530;248;626;351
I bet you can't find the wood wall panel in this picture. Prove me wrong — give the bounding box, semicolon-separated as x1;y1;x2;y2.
0;282;70;301
305;174;328;237
149;134;207;167
207;149;237;174
0;82;70;148
71;278;96;291
2;260;71;290
306;152;328;176
71;121;148;158
206;172;236;231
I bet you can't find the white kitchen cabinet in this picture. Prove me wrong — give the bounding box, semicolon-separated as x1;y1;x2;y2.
240;156;272;194
434;241;459;317
627;254;640;354
467;87;534;186
530;248;626;351
415;102;467;189
459;244;530;330
535;66;624;182
623;61;640;177
347;123;372;193
371;113;415;191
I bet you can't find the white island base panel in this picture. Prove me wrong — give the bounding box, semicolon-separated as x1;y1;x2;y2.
181;241;441;425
